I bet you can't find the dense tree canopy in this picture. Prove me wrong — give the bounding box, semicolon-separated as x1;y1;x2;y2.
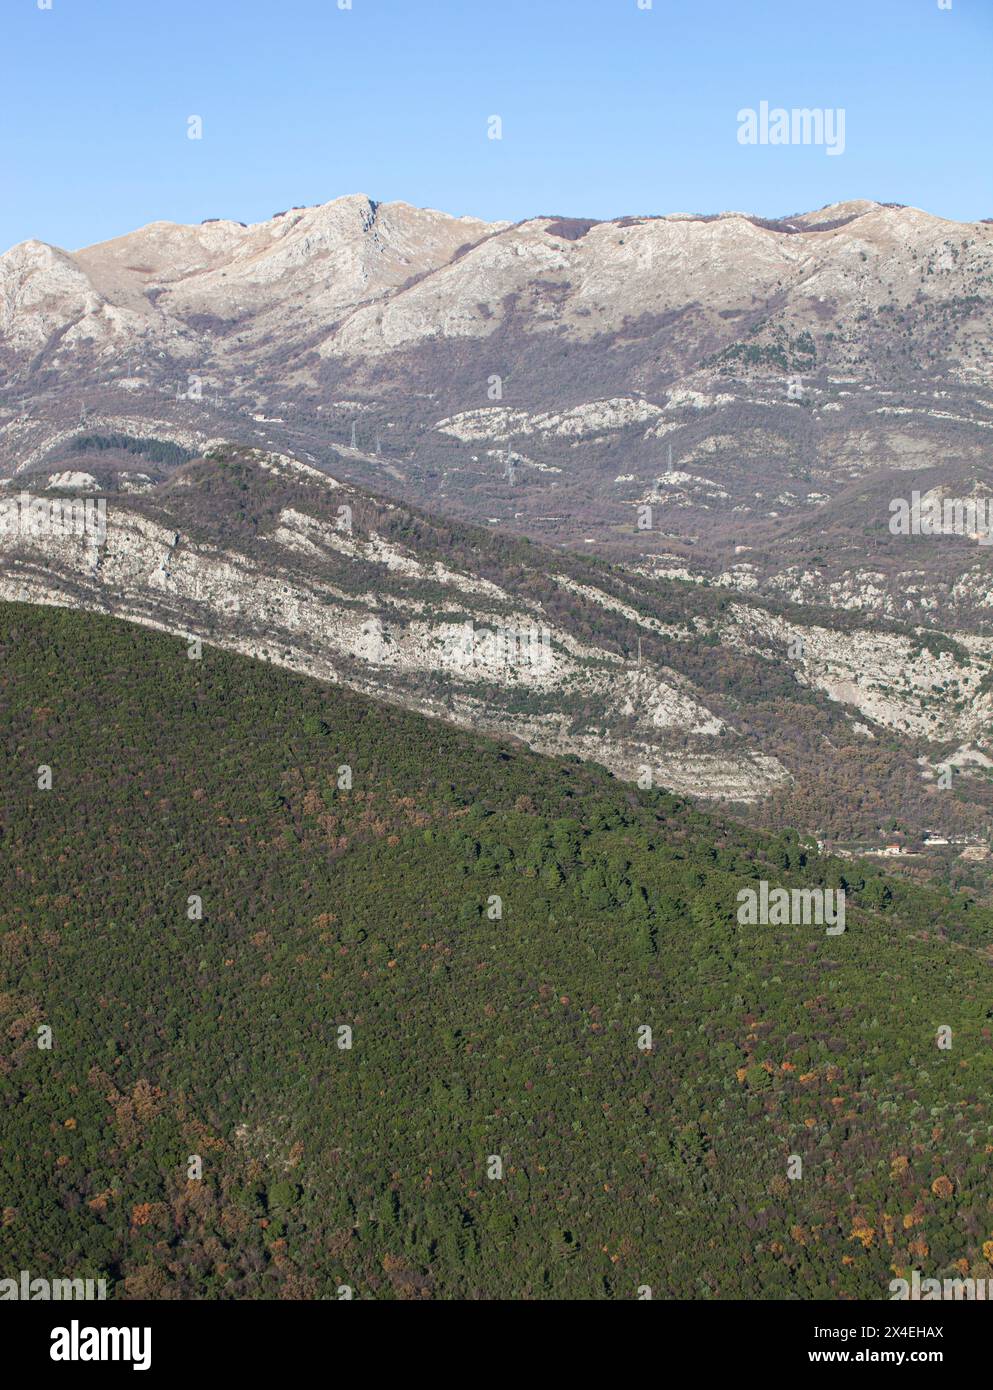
2;601;993;1299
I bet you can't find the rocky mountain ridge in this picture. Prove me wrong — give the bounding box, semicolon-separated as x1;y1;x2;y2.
3;446;992;870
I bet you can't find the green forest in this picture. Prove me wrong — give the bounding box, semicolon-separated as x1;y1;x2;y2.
2;599;993;1300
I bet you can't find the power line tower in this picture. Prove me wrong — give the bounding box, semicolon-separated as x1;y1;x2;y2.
350;421;357;450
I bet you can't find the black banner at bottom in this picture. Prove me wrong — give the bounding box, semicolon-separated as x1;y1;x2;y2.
2;1297;986;1375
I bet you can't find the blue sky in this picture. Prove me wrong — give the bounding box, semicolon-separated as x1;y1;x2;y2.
2;0;990;252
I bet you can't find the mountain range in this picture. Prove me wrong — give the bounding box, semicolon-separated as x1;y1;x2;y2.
2;194;992;882
4;193;993;594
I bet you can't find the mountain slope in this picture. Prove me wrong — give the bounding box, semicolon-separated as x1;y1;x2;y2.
4;601;993;1299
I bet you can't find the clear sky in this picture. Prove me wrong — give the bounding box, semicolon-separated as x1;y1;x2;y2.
2;0;990;253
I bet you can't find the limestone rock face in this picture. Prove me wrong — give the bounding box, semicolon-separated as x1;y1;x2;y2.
0;447;791;802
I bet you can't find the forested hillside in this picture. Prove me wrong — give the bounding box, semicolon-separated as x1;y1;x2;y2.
3;600;993;1300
